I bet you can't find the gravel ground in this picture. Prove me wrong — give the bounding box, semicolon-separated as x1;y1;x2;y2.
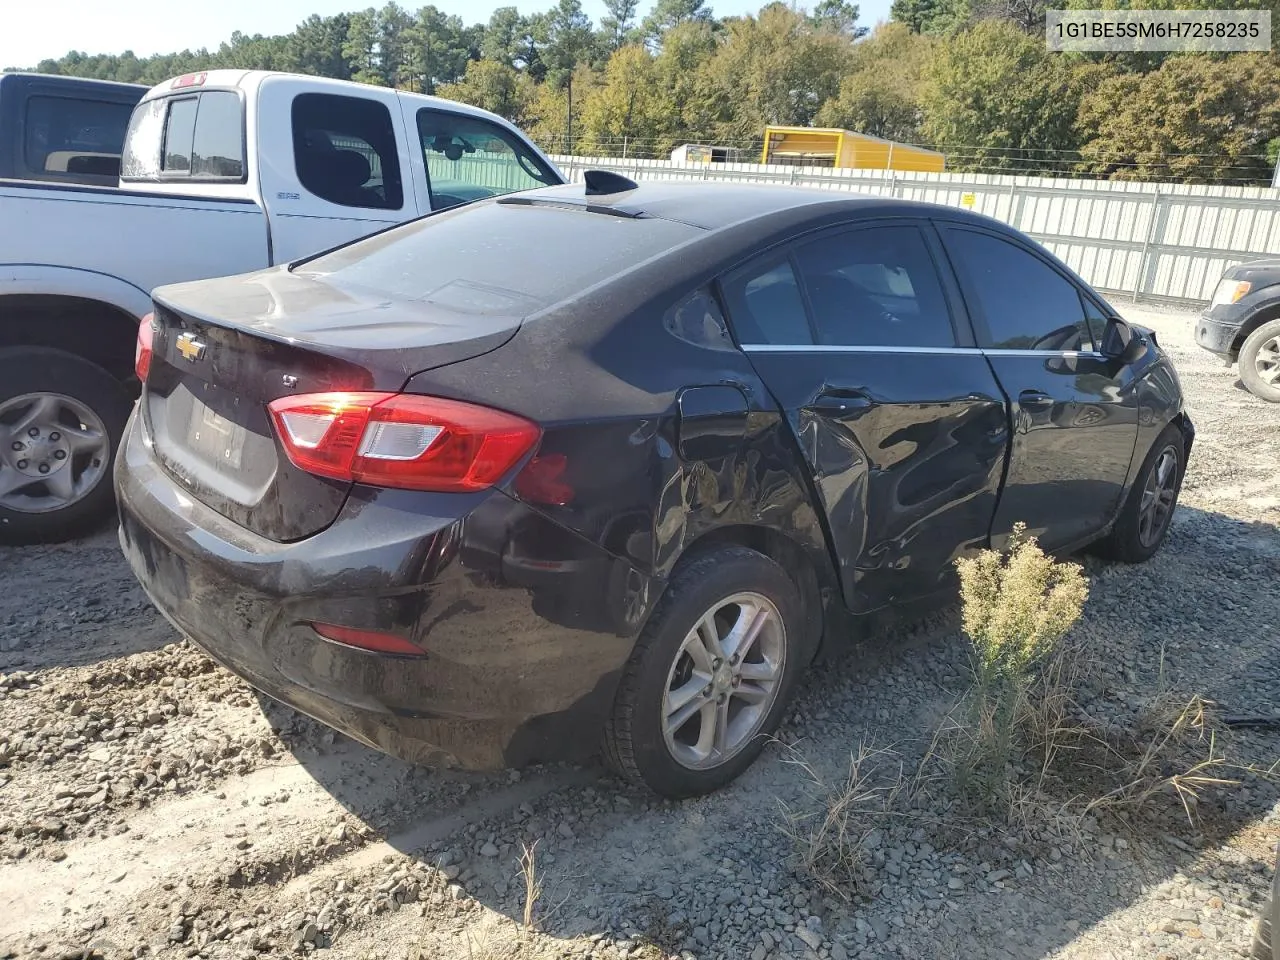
0;304;1277;960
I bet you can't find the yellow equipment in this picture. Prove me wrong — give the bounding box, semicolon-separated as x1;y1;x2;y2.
760;126;945;173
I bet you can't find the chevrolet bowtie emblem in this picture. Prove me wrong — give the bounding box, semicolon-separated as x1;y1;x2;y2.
176;333;207;363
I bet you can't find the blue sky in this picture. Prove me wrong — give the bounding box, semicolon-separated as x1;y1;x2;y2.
4;0;894;70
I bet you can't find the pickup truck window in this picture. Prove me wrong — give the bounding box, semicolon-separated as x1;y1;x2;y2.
415;110;557;210
123;91;245;182
291;93;403;211
24;96;132;180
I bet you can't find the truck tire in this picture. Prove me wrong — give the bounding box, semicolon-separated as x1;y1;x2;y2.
0;347;132;545
1239;318;1280;403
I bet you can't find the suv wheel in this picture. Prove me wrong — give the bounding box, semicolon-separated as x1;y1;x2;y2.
1240;318;1280;403
603;546;805;798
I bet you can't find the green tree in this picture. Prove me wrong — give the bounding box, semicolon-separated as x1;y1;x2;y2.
481;7;526;67
694;2;854;141
643;0;717;46
580;44;663;153
600;0;643;50
1077;54;1280;183
919;19;1092;173
402;5;474;93
284;14;353;79
809;0;868;37
815;22;932;142
437;58;532;122
343;8;385;85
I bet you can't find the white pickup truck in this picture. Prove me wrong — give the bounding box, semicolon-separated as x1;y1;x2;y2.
0;69;565;542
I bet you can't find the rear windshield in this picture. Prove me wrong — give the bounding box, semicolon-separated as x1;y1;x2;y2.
294;201;701;316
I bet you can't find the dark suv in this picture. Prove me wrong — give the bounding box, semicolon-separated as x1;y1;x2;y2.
116;177;1194;798
1196;258;1280;402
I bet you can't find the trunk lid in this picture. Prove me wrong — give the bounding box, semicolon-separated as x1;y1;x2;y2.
143;267;521;541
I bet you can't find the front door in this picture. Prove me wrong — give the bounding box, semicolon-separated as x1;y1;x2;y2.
721;220;1008;614
937;224;1141;550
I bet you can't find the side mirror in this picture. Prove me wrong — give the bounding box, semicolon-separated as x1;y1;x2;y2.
1101;316;1148;365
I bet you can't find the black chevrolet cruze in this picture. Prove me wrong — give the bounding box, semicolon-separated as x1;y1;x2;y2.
116;174;1194;798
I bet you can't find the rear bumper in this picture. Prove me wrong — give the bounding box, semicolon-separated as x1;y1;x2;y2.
115;412;654;770
1194;314;1241;361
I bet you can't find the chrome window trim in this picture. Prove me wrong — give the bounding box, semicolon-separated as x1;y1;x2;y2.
740;344;980;355
739;344;1106;359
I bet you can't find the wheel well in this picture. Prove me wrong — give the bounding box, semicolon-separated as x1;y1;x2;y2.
0;295;139;384
1233;303;1280;357
677;524;829;662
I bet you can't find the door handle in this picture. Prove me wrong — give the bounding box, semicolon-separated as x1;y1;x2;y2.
1018;390;1055;409
813;387;874;414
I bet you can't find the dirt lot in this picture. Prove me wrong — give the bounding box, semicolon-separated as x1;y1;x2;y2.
1;304;1277;960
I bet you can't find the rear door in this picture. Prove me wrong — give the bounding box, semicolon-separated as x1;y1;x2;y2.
723;220;1008;614
937;224;1140;550
257;80;416;262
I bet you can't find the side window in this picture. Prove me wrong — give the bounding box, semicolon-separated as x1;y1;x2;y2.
189;92;244;178
720;259;813;347
291;93;404;211
794;225;955;347
161;97;198;173
945;229;1093;351
123;92;244;182
23;95;134;180
416;110;557;210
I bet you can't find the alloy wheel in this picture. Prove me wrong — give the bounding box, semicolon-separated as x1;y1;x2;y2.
661;591;786;770
1137;444;1179;548
1254;335;1280;386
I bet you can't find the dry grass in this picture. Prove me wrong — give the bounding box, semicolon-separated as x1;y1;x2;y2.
780;529;1278;900
778;742;936;901
518;841;542;930
950;524;1089;816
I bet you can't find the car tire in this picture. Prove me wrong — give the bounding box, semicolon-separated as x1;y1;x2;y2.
1239;318;1280;403
0;347;132;545
1095;424;1185;564
603;545;805;799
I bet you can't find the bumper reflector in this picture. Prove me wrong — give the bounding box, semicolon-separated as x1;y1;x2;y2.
310;622;427;657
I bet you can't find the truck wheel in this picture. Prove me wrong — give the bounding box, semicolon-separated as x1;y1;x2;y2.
603;546;804;798
1239;318;1280;403
1095;424;1185;564
0;348;132;545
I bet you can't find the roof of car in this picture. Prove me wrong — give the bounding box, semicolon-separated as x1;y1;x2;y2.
514;179;1000;234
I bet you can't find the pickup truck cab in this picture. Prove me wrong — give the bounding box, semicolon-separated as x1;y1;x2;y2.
0;70;564;543
0;73;146;186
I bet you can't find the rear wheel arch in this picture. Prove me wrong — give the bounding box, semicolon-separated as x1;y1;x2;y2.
672;523;831;663
0;294;141;385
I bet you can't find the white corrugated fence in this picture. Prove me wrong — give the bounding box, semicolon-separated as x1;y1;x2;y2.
548;154;1280;306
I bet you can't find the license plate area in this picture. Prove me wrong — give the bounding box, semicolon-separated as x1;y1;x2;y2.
186;396;247;470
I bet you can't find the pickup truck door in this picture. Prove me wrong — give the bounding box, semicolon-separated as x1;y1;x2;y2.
724;220;1008;614
396;97;564;213
257;77;419;263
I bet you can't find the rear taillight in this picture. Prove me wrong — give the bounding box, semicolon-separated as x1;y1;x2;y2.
135;313;155;382
267;391;540;492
